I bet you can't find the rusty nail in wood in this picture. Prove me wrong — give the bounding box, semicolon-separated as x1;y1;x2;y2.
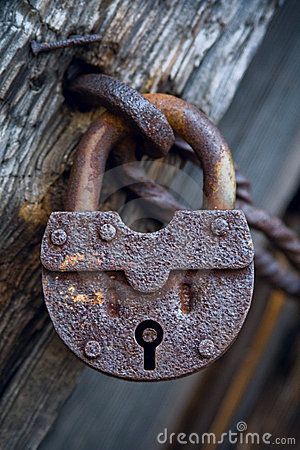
31;33;103;55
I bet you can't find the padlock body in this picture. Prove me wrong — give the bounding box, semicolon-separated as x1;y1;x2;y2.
41;210;254;381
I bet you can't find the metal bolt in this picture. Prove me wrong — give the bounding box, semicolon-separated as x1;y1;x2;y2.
211;218;229;236
142;328;157;343
198;339;215;358
50;229;67;246
84;340;101;358
99;223;116;241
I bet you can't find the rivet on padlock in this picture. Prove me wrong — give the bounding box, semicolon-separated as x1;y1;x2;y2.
50;228;68;246
41;77;254;381
98;224;117;241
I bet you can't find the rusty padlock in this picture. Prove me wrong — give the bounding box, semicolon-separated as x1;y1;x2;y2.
41;87;254;380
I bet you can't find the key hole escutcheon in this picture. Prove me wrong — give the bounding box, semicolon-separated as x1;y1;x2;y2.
135;320;163;370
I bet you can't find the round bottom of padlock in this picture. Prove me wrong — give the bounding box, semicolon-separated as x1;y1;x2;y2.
42;263;253;381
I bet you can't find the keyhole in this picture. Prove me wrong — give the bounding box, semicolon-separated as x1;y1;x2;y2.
135;320;163;370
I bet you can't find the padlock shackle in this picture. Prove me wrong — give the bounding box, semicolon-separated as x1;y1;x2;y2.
65;113;127;211
66;91;235;211
145;94;235;210
69;74;175;157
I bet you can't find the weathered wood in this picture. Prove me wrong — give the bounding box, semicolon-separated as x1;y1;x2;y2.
0;0;279;448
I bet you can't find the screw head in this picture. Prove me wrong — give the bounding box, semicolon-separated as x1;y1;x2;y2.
99;223;116;241
84;340;101;358
211;218;229;236
198;339;215;358
142;328;158;343
50;228;67;246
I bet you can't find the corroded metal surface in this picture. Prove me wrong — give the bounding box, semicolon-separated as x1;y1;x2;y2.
128;136;300;297
41;210;254;293
68;74;235;210
69;74;175;157
31;33;103;55
42;211;254;380
254;247;300;297
240;203;300;271
144;93;236;210
65;114;127;212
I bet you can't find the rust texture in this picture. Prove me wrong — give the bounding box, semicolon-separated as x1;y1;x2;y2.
42;212;254;379
123;137;300;297
239;203;300;271
144;93;236;210
65;114;127;211
41;210;254;293
41;75;254;380
254;248;300;297
31;33;103;55
69;74;175;157
67;73;235;210
235;174;300;297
